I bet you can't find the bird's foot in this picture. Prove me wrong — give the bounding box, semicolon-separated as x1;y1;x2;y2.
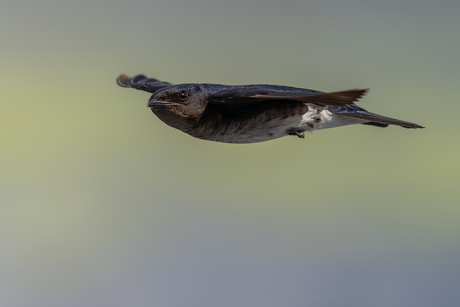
286;128;305;139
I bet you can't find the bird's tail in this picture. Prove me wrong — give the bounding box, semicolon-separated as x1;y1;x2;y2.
335;111;424;129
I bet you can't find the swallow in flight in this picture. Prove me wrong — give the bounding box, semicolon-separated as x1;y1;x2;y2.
117;74;423;144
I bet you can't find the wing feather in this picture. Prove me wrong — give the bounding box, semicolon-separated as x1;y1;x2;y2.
116;74;172;93
210;88;368;107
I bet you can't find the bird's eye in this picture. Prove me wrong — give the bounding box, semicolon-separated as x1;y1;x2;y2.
178;91;189;101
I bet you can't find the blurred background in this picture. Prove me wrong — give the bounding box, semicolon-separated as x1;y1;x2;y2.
1;0;460;306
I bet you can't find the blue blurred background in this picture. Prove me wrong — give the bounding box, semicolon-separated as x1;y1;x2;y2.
1;0;460;306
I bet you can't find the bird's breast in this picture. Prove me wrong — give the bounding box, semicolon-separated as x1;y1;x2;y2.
186;102;309;144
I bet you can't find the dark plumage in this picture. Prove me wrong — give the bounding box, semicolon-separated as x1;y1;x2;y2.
117;74;424;144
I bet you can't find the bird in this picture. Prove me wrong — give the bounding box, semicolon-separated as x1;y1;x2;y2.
117;74;424;144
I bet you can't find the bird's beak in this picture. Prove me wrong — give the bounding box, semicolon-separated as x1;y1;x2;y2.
147;100;180;107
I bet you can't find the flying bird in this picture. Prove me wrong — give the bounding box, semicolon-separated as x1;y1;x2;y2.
117;74;423;144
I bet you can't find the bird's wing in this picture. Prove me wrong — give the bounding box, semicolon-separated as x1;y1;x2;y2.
209;87;368;107
117;74;172;93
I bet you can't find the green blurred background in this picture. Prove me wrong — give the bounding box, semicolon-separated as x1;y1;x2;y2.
1;0;459;306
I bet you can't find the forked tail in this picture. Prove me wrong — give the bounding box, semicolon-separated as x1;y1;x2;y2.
335;111;424;129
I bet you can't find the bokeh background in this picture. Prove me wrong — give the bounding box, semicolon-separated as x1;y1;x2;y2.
1;0;460;306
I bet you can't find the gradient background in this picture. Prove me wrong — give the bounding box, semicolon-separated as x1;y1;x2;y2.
1;1;460;306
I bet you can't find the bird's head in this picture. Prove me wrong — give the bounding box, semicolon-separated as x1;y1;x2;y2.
147;84;209;121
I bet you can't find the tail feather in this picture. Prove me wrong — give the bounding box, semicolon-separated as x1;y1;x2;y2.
361;122;389;128
336;112;424;129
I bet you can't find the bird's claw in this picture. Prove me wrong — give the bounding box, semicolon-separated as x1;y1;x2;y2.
286;129;305;139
